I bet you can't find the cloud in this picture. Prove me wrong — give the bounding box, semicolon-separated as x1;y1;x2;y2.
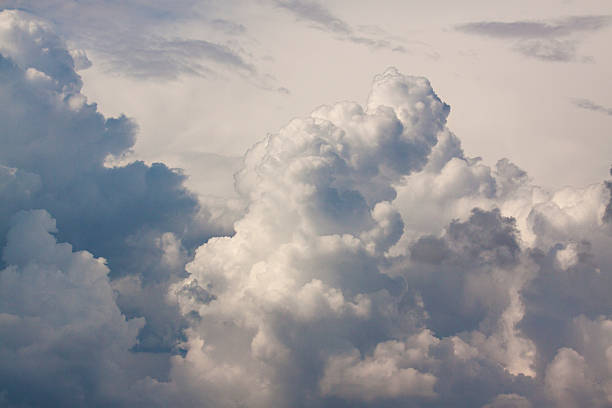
457;15;612;39
572;98;612;116
0;0;279;85
456;15;612;62
275;0;408;52
164;64;612;407
0;210;147;406
210;18;247;36
0;8;230;380
319;334;438;401
483;393;533;408
102;37;256;79
3;8;612;407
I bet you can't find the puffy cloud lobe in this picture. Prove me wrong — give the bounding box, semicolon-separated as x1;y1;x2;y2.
0;210;146;406
319;333;438;401
0;8;227;370
540;315;612;407
166;68;449;406
170;64;612;407
483;393;533;408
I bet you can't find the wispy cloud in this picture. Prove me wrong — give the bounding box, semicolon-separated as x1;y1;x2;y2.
572;98;612;116
456;15;612;62
457;15;611;38
0;0;286;91
274;0;407;52
102;37;255;80
210;18;247;36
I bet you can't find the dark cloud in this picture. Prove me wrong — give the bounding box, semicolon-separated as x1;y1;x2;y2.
572;98;612;116
409;208;521;337
0;210;152;407
456;15;611;62
0;9;228;382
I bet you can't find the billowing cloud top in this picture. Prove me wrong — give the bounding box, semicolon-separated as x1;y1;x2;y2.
2;8;612;408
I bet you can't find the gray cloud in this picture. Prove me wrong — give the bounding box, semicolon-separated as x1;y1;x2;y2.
457;15;612;39
0;210;149;407
3;9;612;408
0;8;229;376
456;15;612;62
210;18;247;36
0;0;282;87
276;0;351;34
274;0;407;52
572;98;612;116
514;38;579;62
103;37;255;79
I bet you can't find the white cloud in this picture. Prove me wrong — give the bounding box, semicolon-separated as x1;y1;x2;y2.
166;63;612;407
319;332;438;401
2;7;612;407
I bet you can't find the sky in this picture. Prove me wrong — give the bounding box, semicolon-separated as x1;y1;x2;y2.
0;1;611;407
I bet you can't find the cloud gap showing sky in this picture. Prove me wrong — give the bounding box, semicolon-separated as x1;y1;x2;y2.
0;4;611;408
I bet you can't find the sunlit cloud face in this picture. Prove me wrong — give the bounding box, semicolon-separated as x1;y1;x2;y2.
1;4;612;408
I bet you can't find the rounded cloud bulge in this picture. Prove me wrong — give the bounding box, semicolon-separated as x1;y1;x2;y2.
0;9;229;406
2;8;612;408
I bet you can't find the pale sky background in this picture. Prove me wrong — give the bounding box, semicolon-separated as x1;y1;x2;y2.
2;0;611;193
5;0;608;197
68;0;611;197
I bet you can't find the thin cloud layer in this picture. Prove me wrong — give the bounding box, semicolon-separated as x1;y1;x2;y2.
0;0;274;85
2;9;612;408
457;15;612;38
573;98;612;116
456;15;612;62
275;0;408;52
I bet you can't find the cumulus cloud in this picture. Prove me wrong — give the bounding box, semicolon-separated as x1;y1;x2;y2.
0;9;228;389
0;210;150;406
163;64;612;407
2;8;612;408
456;15;612;62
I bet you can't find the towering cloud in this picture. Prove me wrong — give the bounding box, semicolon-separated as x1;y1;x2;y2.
1;9;612;408
164;66;612;407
